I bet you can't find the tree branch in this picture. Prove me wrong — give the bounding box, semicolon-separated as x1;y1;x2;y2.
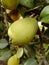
38;27;45;55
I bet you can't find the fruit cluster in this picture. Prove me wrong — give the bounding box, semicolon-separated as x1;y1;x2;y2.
1;0;39;65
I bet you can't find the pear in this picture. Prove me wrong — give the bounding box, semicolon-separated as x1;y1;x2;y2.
8;17;38;45
2;0;19;10
8;54;20;65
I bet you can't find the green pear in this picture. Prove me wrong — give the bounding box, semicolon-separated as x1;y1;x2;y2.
2;0;19;10
8;17;38;45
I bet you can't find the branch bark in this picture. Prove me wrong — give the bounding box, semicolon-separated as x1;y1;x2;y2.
38;27;45;55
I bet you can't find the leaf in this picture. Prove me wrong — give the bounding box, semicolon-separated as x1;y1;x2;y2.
16;48;23;58
40;5;49;19
46;53;49;63
24;58;38;65
0;39;8;49
44;28;49;37
45;50;49;55
0;49;12;61
43;28;49;43
46;0;49;3
0;48;9;56
34;0;45;6
18;6;26;17
43;43;49;51
41;15;49;24
19;0;34;8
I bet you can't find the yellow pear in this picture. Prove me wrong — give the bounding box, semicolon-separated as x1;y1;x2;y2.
8;17;38;45
8;54;20;65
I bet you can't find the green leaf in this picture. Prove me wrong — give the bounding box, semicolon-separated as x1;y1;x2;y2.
0;39;8;49
0;49;12;61
46;53;49;63
24;58;38;65
44;28;49;37
41;15;49;24
43;43;49;51
34;0;45;6
40;5;49;19
43;28;49;43
45;50;49;55
16;48;23;58
19;0;34;8
46;0;49;3
18;6;26;17
0;48;9;56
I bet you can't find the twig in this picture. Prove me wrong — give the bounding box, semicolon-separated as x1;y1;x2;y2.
38;27;49;65
38;27;45;55
39;56;49;65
